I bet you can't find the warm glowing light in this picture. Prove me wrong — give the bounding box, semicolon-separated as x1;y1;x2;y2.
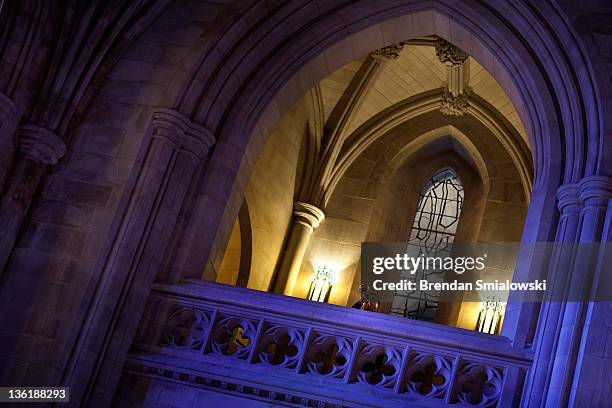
476;299;506;334
307;264;336;302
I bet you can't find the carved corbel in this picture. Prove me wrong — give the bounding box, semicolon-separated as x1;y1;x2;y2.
16;124;67;166
435;38;470;116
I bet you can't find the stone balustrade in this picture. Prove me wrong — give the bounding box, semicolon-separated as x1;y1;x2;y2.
122;280;532;407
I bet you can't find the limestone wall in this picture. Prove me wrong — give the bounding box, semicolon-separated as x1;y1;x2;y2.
240;99;309;291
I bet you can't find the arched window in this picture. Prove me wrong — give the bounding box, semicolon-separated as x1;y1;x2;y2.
391;167;464;321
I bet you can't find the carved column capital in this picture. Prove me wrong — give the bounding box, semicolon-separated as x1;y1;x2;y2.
185;120;216;159
435;38;468;66
0;92;17;129
579;175;612;207
371;43;404;60
440;90;469;116
293;202;325;230
151;108;215;160
16;124;66;166
275;202;325;295
556;183;581;215
151;108;190;143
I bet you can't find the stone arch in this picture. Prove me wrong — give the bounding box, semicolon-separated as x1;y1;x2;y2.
235;198;252;288
386;164;470;323
175;1;600;181
171;1;603;303
366;139;488;249
43;2;605;405
215;198;252;287
386;126;490;197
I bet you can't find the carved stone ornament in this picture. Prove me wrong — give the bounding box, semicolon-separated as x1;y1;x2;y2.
151;108;215;159
293;201;325;229
16;124;67;166
161;306;211;351
371;43;404;60
578;175;612;205
129;286;528;407
307;334;353;379
440;90;469;116
435;38;469;66
456;363;503;407
556;183;581;215
258;325;304;369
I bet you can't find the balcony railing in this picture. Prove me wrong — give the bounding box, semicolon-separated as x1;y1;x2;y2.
124;280;532;407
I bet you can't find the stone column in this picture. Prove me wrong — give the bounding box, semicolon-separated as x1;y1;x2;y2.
0;93;17;129
274;202;324;296
0;92;18;187
545;176;612;407
567;194;612;406
524;183;581;406
64;108;215;407
0;124;66;273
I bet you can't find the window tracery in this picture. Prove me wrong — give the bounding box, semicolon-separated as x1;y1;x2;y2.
391;167;464;321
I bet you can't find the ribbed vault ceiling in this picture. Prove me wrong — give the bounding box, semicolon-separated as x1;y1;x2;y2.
318;43;527;143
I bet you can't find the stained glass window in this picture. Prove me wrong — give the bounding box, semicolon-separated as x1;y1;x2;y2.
390;167;464;321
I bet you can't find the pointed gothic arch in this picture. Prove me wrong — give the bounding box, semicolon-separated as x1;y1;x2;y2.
45;3;607;406
390;167;465;321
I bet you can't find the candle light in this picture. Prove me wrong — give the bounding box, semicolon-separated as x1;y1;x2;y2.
307;264;335;302
476;298;506;334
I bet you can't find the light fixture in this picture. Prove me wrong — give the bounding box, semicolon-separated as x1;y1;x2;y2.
475;299;506;334
307;264;335;303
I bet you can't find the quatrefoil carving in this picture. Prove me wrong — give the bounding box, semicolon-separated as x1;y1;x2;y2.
356;344;401;387
259;325;304;368
404;353;451;398
162;307;210;350
211;317;256;359
307;335;352;378
456;363;503;407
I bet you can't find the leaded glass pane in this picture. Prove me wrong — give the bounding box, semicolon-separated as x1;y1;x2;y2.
390;167;464;321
